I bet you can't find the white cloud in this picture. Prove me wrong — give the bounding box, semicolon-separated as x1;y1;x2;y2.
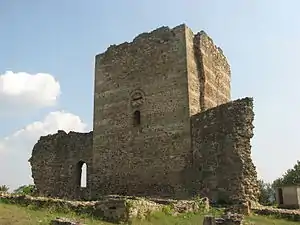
0;71;61;115
0;111;88;191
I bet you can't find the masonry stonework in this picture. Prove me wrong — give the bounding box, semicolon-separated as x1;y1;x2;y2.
29;130;93;199
185;28;231;115
92;25;192;198
29;24;259;204
190;98;259;203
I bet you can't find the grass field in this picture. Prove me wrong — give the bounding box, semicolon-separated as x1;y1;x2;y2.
0;202;298;225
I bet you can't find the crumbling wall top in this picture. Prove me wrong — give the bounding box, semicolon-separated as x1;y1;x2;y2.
194;30;231;75
29;131;92;161
95;24;187;60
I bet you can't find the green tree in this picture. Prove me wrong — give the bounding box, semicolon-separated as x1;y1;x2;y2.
273;160;300;187
258;179;276;205
13;184;36;195
0;185;9;193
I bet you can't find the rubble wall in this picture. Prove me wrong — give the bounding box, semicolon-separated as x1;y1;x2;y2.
190;97;259;203
29;130;93;199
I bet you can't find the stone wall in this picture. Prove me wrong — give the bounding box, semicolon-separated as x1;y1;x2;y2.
252;205;300;222
194;31;231;110
29;130;92;200
92;24;192;198
190;97;259;203
203;214;244;225
185;27;231;115
92;24;235;199
186;27;231;115
29;24;259;204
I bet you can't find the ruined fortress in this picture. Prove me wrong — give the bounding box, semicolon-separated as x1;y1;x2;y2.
29;24;259;204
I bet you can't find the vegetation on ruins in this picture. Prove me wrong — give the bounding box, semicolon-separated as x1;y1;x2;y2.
13;184;36;195
0;200;299;225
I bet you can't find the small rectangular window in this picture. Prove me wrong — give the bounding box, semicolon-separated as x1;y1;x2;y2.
133;110;141;126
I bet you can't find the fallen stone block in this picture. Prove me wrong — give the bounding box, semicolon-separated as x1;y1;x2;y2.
203;213;244;225
203;215;216;225
50;217;85;225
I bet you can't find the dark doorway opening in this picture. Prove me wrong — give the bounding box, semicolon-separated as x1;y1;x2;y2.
278;188;283;205
133;110;141;126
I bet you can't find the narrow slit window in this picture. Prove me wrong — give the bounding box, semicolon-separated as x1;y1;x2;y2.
133;110;141;126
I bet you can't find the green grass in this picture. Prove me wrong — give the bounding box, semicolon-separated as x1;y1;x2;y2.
246;215;299;225
0;203;111;225
0;202;298;225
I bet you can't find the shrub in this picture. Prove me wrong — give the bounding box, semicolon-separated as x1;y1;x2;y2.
13;185;37;196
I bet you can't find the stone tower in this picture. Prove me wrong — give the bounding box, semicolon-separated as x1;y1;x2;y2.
30;24;259;203
92;24;231;198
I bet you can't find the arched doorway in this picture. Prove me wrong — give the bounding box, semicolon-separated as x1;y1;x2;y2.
76;161;87;188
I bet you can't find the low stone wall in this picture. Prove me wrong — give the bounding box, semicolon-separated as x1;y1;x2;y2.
50;217;84;225
252;205;300;221
203;213;244;225
0;193;208;223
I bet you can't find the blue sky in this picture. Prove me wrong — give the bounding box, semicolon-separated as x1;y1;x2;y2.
0;0;300;190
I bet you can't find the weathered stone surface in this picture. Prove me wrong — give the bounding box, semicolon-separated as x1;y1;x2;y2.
50;218;84;225
225;202;251;215
203;215;216;225
186;28;231;115
204;213;244;225
251;205;300;221
219;213;244;225
190;98;259;204
29;24;259;204
93;24;192;198
29;131;92;200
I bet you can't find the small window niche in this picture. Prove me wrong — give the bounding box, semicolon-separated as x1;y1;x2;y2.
133;110;141;126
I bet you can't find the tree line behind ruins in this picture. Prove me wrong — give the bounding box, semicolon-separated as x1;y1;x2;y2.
258;160;300;205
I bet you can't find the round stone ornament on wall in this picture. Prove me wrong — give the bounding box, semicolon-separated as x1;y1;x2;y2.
130;89;145;107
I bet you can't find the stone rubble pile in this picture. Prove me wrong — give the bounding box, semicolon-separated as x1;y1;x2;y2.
0;193;208;223
224;201;250;215
251;205;300;221
203;213;244;225
50;217;85;225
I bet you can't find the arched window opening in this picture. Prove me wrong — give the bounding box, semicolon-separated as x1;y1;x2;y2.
76;161;87;188
133;110;141;126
